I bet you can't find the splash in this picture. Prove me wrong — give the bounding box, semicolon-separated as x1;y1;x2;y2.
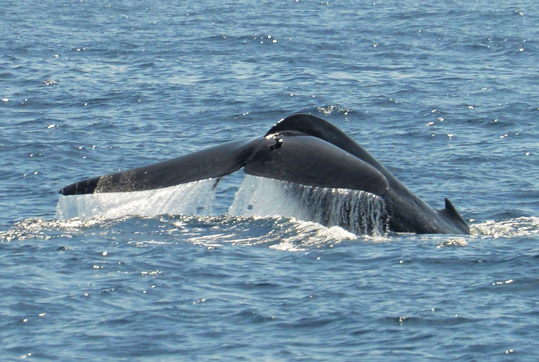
56;179;218;219
471;217;539;238
229;175;387;235
270;219;360;251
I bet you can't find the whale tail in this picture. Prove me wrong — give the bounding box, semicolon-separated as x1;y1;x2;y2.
59;137;257;195
60;115;389;197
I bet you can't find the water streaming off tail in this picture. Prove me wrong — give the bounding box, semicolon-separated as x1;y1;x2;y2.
230;175;387;235
56;179;218;219
56;175;387;235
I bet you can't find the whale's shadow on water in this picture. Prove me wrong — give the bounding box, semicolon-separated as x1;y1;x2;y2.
58;114;469;235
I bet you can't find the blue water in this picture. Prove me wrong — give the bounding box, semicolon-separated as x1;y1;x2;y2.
2;0;539;360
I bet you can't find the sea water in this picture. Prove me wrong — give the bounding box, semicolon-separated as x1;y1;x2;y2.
1;0;539;360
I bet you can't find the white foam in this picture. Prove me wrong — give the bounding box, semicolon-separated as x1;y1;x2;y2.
471;217;539;238
270;219;358;251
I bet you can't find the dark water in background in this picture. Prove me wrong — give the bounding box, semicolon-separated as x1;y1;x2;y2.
1;1;539;360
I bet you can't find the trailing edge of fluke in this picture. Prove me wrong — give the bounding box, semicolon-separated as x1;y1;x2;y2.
60;114;469;235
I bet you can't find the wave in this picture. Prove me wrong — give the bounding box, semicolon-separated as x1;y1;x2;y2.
0;214;379;251
2;215;538;251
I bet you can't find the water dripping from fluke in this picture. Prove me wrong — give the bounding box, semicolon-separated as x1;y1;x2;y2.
56;179;218;220
56;175;388;236
229;175;388;236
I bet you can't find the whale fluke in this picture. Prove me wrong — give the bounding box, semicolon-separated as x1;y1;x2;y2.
59;114;469;235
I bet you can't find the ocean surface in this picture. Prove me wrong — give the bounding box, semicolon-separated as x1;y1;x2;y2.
1;0;539;360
